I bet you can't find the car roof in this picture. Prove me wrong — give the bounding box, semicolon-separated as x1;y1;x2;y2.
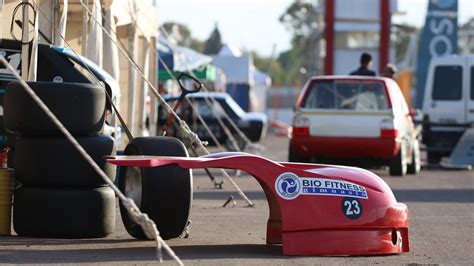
310;75;391;83
163;92;230;100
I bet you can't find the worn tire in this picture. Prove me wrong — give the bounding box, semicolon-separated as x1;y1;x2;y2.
389;145;407;176
13;186;116;238
407;140;421;174
7;148;14;169
4;81;106;136
119;137;192;240
14;135;116;187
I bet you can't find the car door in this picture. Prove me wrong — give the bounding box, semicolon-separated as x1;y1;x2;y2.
467;57;474;123
423;62;464;124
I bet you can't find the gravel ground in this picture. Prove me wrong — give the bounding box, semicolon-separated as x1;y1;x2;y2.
0;134;473;265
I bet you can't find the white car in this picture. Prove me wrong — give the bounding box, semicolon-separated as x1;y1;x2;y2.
421;55;474;164
289;76;420;176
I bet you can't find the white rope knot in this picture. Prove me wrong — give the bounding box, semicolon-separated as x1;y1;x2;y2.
178;120;202;148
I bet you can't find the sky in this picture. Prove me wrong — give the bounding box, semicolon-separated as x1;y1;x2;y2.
156;0;474;57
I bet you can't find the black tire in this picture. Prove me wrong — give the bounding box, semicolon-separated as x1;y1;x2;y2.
4;81;106;136
407;140;421;174
14;135;116;187
13;186;116;238
7;148;15;169
389;146;407;176
427;151;443;165
119;137;192;240
5;132;18;148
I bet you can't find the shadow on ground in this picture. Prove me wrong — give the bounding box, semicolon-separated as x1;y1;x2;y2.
393;189;474;203
0;242;283;263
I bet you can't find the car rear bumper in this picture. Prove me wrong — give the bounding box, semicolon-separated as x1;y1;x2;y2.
290;136;400;161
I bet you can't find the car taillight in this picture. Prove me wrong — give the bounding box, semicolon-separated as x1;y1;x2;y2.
380;118;398;138
380;128;399;138
293;127;309;137
292;116;310;137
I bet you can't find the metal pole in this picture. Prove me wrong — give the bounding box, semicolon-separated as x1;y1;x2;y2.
21;0;30;80
127;1;138;135
127;24;137;135
0;0;4;40
82;0;88;56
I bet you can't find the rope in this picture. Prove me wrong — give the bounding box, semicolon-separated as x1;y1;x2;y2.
1;57;183;266
158;28;256;152
80;1;254;206
160;27;262;151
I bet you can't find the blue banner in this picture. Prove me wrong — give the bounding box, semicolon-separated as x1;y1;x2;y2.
415;0;458;108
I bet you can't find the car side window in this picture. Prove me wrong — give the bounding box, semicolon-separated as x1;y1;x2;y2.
432;65;463;101
195;99;226;119
471;67;474;100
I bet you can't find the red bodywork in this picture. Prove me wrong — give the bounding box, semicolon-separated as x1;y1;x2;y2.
291;136;400;160
108;152;409;256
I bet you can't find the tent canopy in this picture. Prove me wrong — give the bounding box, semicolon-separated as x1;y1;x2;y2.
157;37;215;81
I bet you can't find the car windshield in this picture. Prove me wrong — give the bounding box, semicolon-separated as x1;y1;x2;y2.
224;95;246;117
302;80;389;111
59;48;114;83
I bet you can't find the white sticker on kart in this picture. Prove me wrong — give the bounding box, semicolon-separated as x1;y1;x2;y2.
275;172;368;200
0;52;21;75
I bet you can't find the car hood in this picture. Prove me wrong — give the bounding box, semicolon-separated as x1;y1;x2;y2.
243;112;268;122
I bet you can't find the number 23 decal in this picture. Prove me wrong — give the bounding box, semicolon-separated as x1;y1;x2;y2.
342;197;362;219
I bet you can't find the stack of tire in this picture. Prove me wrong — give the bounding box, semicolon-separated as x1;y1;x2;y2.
3;81;116;238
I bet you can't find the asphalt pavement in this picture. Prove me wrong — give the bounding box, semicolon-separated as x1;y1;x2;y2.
0;134;473;265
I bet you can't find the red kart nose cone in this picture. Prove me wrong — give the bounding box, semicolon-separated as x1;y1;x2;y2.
108;152;409;256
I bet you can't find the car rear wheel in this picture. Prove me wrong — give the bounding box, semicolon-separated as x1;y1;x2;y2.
389;146;407;176
407;140;421;174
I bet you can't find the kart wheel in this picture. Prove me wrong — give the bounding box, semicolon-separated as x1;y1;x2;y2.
119;137;192;240
389;145;407;176
407;140;421;174
13;186;116;238
14;135;116;187
4;82;106;136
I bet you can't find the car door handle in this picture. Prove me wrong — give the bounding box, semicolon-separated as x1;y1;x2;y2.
470;109;474;113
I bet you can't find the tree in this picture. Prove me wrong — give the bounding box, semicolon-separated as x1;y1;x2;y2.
460;18;474;54
251;51;284;86
161;22;193;46
203;24;223;55
392;24;418;64
278;0;324;84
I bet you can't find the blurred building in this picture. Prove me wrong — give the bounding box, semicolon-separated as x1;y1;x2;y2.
324;0;398;75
